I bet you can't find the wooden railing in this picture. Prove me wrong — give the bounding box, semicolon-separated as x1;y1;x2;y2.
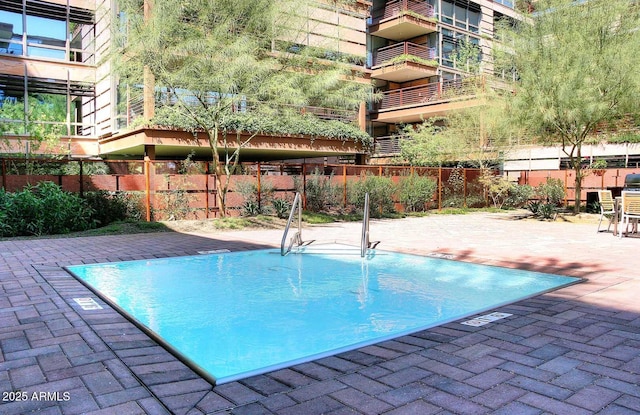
372;42;437;67
371;0;435;24
377;77;485;111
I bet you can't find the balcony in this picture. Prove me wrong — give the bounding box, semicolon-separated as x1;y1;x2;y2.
371;77;487;123
373;135;403;156
371;42;437;82
370;0;437;41
377;77;483;111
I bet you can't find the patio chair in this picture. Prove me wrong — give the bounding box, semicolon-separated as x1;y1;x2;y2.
618;191;640;238
596;190;615;233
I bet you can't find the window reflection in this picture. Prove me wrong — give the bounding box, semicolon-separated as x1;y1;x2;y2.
0;10;23;55
0;4;94;62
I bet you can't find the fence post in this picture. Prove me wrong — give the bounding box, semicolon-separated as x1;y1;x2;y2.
1;158;5;190
564;169;569;207
343;164;347;208
79;160;84;197
463;168;467;208
257;162;262;212
302;163;307;210
144;156;151;222
438;167;442;211
205;162;210;219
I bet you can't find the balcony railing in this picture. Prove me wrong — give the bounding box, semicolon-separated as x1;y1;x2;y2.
371;0;436;25
373;135;404;156
377;76;485;111
118;92;358;131
372;42;437;67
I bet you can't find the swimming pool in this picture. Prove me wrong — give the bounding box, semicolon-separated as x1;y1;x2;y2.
65;244;581;385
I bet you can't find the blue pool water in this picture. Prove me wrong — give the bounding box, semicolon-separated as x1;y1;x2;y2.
66;245;580;385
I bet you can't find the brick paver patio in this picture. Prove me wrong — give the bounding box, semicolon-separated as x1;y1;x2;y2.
1;212;639;414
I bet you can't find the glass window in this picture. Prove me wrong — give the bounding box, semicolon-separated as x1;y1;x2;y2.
442;39;456;68
26;15;66;59
468;10;480;33
455;5;467;29
441;1;453;25
0;10;23;55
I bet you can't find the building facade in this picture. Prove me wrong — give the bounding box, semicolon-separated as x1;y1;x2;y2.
367;0;521;162
0;0;372;161
2;0;638;170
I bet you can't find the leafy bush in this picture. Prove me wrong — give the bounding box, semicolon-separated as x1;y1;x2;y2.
83;191;144;225
236;178;275;216
479;171;512;209
348;173;396;217
397;174;437;212
272;198;292;219
0;182;95;237
159;189;197;220
505;183;534;208
241;200;262;217
294;169;341;213
535;178;565;205
528;200;558;220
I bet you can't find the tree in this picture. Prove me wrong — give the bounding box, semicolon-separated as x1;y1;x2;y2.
495;0;640;213
1;95;68;155
114;0;374;216
400;88;521;168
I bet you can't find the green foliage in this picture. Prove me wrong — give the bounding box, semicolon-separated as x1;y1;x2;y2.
479;171;512;209
0;182;95;237
83;191;144;226
535;178;565;206
480;171;534;209
386;54;438;68
495;0;640;212
608;132;640;144
397;174;437;212
158;189;197;220
294;169;342;213
505;183;534;208
114;0;376;215
272;198;292;219
235;178;276;216
348;174;395;218
527;200;558;220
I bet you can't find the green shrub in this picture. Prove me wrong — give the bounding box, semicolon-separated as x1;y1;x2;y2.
295;169;341;212
506;183;534;208
83;191;144;225
272;198;292;219
0;182;95;237
535;178;565;205
397;174;437;212
348;173;396;217
236;178;276;216
528;200;558;220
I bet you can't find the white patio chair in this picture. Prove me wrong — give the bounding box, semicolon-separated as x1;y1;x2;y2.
618;191;640;238
596;190;615;233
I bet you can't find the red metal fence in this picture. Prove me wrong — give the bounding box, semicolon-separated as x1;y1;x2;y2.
4;157;635;219
1;158;489;220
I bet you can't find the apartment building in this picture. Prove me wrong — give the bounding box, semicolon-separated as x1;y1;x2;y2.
367;0;521;162
3;0;636;169
0;0;372;162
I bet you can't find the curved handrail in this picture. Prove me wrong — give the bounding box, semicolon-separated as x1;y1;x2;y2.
281;193;303;256
361;193;370;257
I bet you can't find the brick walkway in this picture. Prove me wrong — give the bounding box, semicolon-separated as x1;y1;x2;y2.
1;212;639;414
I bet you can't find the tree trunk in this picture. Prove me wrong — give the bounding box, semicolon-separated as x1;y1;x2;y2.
574;165;583;214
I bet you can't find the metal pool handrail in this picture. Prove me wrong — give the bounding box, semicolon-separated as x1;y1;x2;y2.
361;193;370;257
361;193;381;257
281;193;303;256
